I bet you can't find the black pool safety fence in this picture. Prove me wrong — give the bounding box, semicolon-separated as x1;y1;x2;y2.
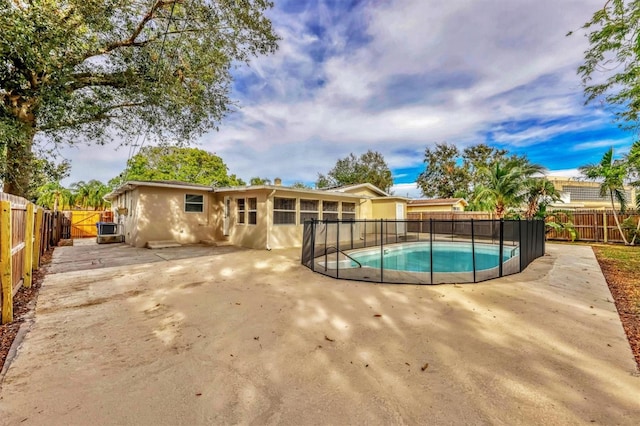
301;219;545;285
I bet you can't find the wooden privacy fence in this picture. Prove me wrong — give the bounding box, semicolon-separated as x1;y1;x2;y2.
407;211;495;221
410;209;640;243
546;209;639;243
1;193;68;324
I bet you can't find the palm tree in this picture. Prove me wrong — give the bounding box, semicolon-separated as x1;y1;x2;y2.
524;178;562;219
70;180;110;210
35;182;73;211
625;141;640;244
579;147;630;245
473;156;545;219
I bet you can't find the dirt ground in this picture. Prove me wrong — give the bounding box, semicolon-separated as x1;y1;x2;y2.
0;242;639;425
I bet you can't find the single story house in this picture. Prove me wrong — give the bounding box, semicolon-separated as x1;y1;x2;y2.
104;180;408;249
407;198;468;213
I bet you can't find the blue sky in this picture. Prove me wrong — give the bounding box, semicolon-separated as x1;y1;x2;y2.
60;0;636;198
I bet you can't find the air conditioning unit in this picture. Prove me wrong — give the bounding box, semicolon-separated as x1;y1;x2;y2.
97;222;118;235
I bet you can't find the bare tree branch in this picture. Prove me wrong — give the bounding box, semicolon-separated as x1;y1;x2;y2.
37;102;144;132
85;0;184;59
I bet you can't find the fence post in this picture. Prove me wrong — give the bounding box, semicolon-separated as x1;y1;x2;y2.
519;219;524;272
380;219;384;283
336;220;340;279
33;207;44;270
429;219;433;284
1;200;13;324
363;220;367;247
541;220;546;257
602;210;608;243
395;220;398;243
471;219;476;283
23;203;35;288
53;212;60;244
310;220;316;272
499;219;504;278
350;221;354;249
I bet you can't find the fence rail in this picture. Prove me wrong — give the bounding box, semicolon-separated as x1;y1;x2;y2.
1;193;69;324
407;211;495;221
301;219;545;285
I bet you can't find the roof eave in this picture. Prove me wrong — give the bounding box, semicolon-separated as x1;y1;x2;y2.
214;185;364;199
104;180;214;200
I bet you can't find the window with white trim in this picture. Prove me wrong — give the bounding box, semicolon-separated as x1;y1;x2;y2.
322;201;339;220
185;194;204;212
237;198;245;224
299;199;319;223
274;197;296;225
248;198;257;225
341;202;356;221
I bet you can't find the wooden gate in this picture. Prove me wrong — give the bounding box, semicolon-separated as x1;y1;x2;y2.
68;211;112;238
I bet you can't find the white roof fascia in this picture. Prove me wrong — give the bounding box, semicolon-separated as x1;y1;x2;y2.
104;181;213;200
213;185;363;200
323;183;390;197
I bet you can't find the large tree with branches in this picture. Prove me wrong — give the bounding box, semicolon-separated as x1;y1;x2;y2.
316;150;394;193
577;0;640;129
0;0;278;196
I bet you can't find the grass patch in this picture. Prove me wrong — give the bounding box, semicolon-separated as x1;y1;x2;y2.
592;244;640;371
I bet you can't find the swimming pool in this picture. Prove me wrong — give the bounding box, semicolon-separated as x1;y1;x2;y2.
301;218;544;285
347;241;518;273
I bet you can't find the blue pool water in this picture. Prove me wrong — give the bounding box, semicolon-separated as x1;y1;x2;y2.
348;242;517;273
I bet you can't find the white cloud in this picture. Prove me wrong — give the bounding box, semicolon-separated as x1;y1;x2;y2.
572;137;634;151
391;182;422;199
55;0;621;188
546;168;582;179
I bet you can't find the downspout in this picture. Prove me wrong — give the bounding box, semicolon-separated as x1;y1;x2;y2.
266;189;276;250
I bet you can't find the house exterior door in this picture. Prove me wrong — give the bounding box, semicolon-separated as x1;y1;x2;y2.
223;196;230;236
396;202;405;234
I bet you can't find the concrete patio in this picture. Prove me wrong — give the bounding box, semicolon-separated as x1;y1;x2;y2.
0;241;638;425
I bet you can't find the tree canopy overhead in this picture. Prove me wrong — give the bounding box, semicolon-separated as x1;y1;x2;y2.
0;0;278;196
109;146;245;188
577;0;640;129
316;150;394;193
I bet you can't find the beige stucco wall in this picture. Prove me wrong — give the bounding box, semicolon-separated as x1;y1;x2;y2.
113;184;405;250
358;199;373;220
214;188;363;249
371;199;406;219
211;189;270;250
113;187;214;247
